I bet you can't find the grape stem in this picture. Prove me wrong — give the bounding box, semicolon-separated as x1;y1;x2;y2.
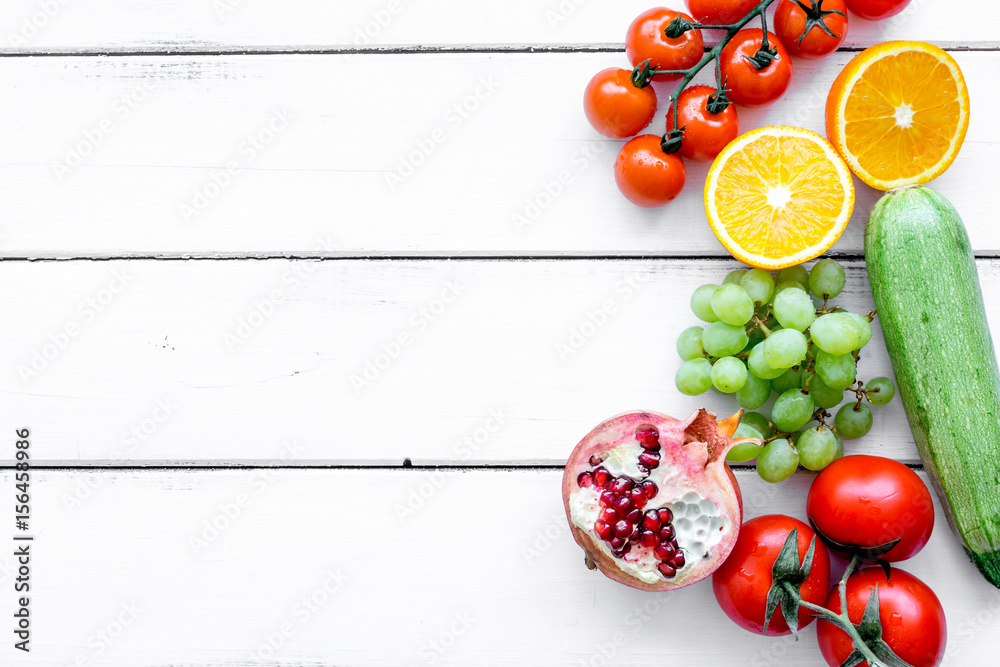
750;314;772;336
630;0;780;151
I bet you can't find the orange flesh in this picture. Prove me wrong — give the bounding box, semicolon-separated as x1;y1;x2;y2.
843;51;962;182
711;135;847;263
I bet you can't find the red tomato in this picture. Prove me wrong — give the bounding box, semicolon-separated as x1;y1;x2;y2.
712;515;832;635
845;0;911;20
774;0;849;59
719;29;793;107
665;85;740;161
817;568;947;667
626;8;704;82
807;455;934;562
583;68;657;139
614;135;686;207
686;0;759;24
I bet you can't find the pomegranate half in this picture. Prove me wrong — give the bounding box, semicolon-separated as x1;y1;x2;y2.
562;408;755;591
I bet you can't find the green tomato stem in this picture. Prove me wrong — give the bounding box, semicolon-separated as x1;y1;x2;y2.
636;0;779;133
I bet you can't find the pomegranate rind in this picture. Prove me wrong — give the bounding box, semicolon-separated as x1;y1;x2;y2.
562;408;753;592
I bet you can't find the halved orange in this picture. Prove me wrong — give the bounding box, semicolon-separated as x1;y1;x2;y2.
704;126;855;270
826;41;969;191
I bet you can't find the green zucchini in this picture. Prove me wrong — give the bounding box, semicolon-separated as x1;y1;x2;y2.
866;185;1000;587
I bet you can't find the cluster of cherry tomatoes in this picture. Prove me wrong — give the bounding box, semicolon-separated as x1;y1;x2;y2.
713;455;945;666
584;0;912;208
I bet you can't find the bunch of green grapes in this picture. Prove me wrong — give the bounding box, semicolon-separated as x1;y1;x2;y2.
674;259;896;483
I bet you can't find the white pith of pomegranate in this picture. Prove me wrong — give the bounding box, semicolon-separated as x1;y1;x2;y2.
562;409;754;592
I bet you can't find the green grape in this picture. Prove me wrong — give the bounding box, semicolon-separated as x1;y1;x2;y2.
757;438;799;483
702;322;749;358
772;388;816;433
808;259;846;300
833;430;845;459
728;438;765;463
842;311;873;348
811;312;863;355
675;359;713;396
691;284;721;323
772;366;804;394
740;269;775;307
737;371;771;410
772;287;816;332
711;284;755;326
711;356;748;394
724;269;748;286
748;344;786;380
797;425;839;471
741;411;772;438
773;280;807;300
866;376;896;406
763;329;808;370
815;350;857;390
776;265;809;290
835;402;873;439
676;325;707;361
735;422;763;440
806;374;845;410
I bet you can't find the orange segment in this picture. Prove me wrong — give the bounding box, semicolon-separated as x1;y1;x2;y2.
826;41;969;191
704;126;854;270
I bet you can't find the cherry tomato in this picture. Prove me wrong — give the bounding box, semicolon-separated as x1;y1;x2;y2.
774;0;849;59
713;515;831;635
614;135;686;207
665;85;740;162
626;8;704;82
807;455;935;562
686;0;759;24
817;568;946;667
583;68;657;139
719;29;793;108
845;0;911;20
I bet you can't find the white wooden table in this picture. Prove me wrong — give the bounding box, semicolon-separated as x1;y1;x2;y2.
1;1;999;664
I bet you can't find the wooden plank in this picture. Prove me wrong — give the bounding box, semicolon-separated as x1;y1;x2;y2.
5;257;999;465
0;51;995;258
2;468;994;665
0;0;997;51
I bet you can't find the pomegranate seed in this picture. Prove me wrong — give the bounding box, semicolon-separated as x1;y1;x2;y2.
629;487;648;509
610;537;625;550
670;552;686;569
659;525;675;541
642;481;658;500
599;507;619;524
589;454;603;467
614;496;633;514
594;520;613;540
642;510;661;531
635;426;661;450
593;467;610;488
654;543;675;560
626;509;641;525
599;491;615;508
609;477;633;494
614;520;632;539
658;562;676;578
640;531;659;548
657;508;673;523
670;539;679;550
635;464;649;476
619;542;632;556
638;452;660;470
576;472;593;488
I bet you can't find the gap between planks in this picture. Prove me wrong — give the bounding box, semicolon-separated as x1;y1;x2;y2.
0;44;998;58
